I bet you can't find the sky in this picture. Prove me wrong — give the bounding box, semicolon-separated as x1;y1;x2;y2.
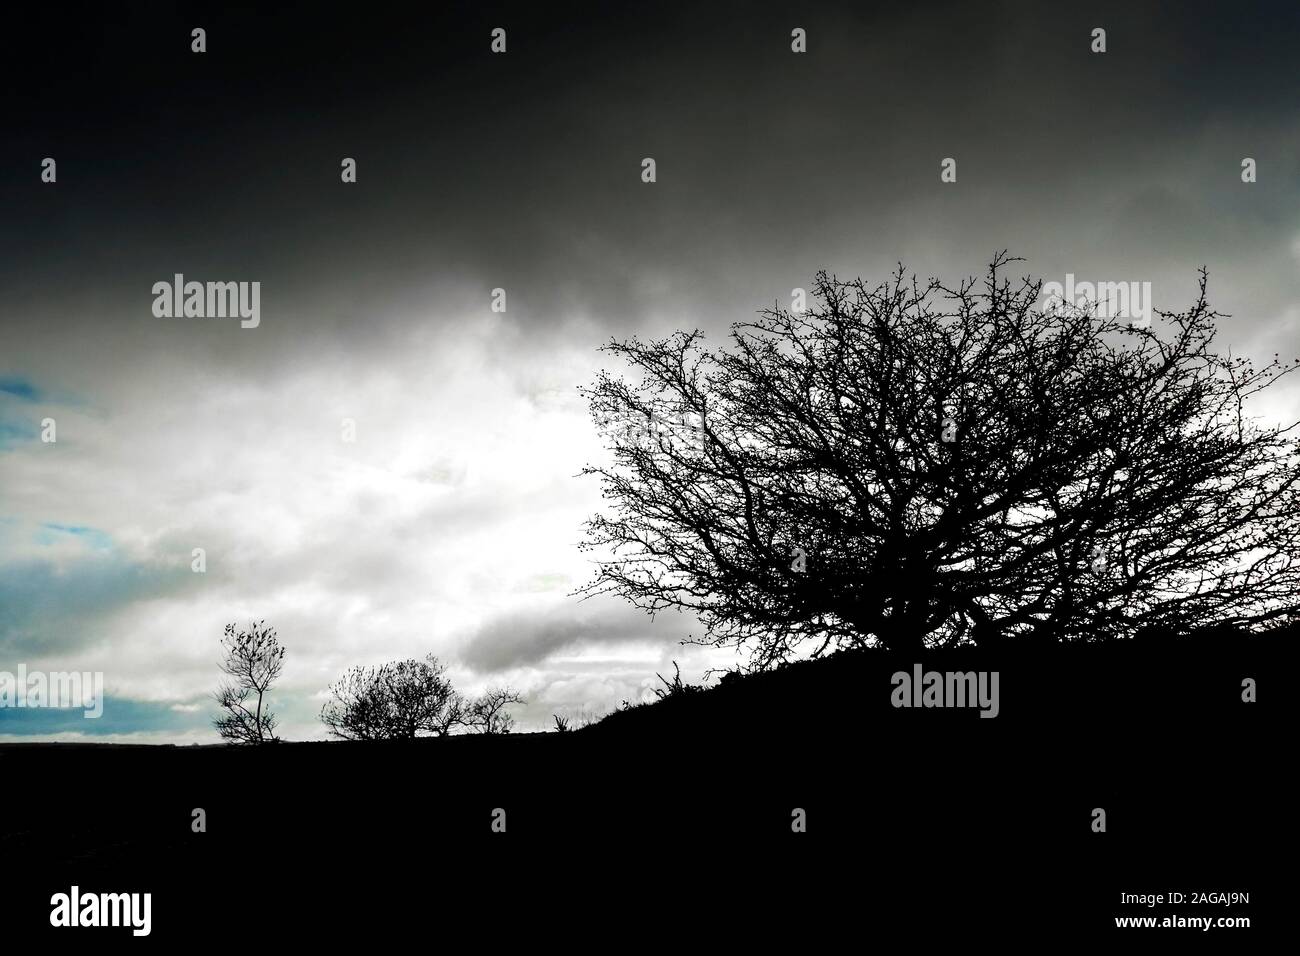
2;1;1299;741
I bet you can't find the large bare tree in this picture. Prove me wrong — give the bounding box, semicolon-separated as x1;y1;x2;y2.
580;254;1300;664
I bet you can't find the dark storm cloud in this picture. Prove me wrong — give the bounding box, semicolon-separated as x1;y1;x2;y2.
6;0;1299;361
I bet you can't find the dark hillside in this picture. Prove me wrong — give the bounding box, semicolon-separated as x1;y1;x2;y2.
2;626;1291;941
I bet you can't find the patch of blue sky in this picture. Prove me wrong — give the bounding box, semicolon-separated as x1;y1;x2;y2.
0;695;213;736
37;523;115;551
0;377;42;402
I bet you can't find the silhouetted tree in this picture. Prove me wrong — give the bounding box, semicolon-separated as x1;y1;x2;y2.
214;621;285;743
463;686;524;734
581;253;1300;664
320;655;465;740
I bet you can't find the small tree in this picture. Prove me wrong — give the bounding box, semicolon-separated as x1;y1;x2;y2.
213;621;285;744
464;686;524;735
320;655;466;740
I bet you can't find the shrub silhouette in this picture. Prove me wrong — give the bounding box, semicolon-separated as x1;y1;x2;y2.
581;254;1300;664
320;655;465;740
716;669;744;688
321;657;525;740
551;708;603;731
463;686;524;735
652;661;702;699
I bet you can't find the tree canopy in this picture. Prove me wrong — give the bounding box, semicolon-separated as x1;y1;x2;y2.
580;254;1300;663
